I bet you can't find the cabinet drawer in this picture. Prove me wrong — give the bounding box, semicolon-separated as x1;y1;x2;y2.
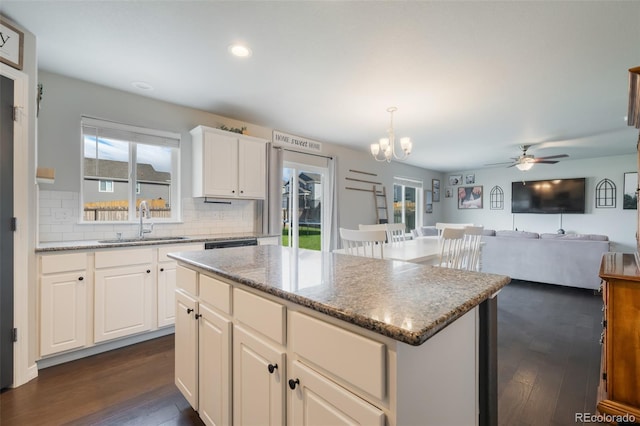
95;248;153;269
290;312;386;400
200;274;231;314
158;244;203;262
41;252;86;274
234;288;285;345
176;265;198;295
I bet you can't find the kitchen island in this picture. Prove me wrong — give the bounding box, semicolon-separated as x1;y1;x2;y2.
170;245;510;426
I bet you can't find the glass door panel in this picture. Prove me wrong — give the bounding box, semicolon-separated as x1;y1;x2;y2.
281;165;325;251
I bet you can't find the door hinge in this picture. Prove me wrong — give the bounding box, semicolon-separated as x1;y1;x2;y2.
602;372;607;381
11;217;17;231
13;106;21;122
602;320;607;328
11;328;17;342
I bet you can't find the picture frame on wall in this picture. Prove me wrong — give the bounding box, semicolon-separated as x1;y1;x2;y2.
445;187;453;198
623;172;637;210
432;179;440;202
449;175;462;186
0;18;24;70
458;186;483;209
425;190;433;213
465;174;475;184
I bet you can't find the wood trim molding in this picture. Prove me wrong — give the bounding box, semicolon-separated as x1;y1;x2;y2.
597;399;640;420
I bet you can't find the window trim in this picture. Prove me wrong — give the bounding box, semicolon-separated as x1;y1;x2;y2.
80;117;181;224
98;180;114;193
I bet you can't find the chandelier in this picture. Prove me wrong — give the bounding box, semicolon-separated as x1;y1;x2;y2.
370;107;412;162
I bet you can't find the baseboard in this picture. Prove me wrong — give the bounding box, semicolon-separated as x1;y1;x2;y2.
36;327;175;370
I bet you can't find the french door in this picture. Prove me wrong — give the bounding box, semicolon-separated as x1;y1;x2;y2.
393;181;422;232
282;162;327;251
0;74;14;389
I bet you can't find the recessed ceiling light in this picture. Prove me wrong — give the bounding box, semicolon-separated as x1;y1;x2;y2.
229;44;252;58
132;81;154;91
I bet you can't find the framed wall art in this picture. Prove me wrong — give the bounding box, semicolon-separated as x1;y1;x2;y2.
0;18;24;70
458;186;483;209
425;190;433;213
432;179;440;202
465;174;475;184
623;172;637;210
449;175;462;186
445;186;453;198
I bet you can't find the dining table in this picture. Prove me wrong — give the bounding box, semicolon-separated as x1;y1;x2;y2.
334;235;441;264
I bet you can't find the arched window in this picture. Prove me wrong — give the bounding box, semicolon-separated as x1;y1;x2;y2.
596;178;616;208
490;185;504;210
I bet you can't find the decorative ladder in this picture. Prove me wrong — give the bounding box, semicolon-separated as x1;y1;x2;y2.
373;185;389;224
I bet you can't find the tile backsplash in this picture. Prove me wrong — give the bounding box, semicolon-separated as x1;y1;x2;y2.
39;190;260;243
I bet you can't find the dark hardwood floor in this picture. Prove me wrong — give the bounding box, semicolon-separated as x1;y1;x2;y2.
0;334;203;426
498;280;605;426
1;280;605;425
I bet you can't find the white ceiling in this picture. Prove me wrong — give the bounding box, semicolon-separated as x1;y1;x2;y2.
3;1;640;172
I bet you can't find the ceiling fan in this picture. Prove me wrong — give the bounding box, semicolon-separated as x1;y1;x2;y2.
487;145;569;171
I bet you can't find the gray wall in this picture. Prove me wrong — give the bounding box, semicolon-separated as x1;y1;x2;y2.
441;154;637;251
37;71;444;232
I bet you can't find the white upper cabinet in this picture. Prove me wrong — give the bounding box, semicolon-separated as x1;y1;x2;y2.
191;126;267;199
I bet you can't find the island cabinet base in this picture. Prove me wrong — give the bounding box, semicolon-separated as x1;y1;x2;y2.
393;307;479;426
174;264;497;426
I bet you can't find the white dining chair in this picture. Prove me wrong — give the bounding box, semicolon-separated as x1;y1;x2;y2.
435;222;473;239
358;223;387;231
385;223;407;243
340;228;387;258
462;225;484;271
359;223;389;243
437;228;466;268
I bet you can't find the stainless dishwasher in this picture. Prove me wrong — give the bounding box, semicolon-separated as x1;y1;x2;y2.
204;238;258;249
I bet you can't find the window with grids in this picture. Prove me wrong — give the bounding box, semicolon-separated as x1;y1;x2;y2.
82;117;180;222
595;178;616;208
490;185;504;210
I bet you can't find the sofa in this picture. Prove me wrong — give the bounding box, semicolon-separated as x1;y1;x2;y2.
480;230;610;290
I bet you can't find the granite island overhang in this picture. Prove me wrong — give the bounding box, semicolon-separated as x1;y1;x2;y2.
169;245;510;426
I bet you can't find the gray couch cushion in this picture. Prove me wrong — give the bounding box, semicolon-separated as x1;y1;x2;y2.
540;233;609;241
420;226;438;237
482;229;496;236
495;230;539;239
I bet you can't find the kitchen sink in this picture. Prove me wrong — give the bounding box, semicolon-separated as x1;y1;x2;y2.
98;236;191;244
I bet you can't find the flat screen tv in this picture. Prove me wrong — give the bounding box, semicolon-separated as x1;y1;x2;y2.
511;178;586;214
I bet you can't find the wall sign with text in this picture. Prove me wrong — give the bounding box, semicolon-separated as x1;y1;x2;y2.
0;18;24;70
272;130;323;153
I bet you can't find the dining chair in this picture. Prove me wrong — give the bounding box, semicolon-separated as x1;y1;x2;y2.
462;225;484;271
437;228;466;268
435;222;473;239
358;223;387;231
340;228;387;258
385;223;407;243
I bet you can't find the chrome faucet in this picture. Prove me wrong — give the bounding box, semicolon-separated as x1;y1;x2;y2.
138;200;154;239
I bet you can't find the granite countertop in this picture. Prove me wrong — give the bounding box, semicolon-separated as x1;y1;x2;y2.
169;245;510;346
36;233;279;252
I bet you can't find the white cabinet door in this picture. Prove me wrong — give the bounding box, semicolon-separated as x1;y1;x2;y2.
157;262;177;327
192;126;267;199
202;130;238;198
290;360;385;426
199;303;232;426
40;271;87;356
238;137;266;199
94;264;153;343
158;244;204;327
175;290;199;410
234;326;285;426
